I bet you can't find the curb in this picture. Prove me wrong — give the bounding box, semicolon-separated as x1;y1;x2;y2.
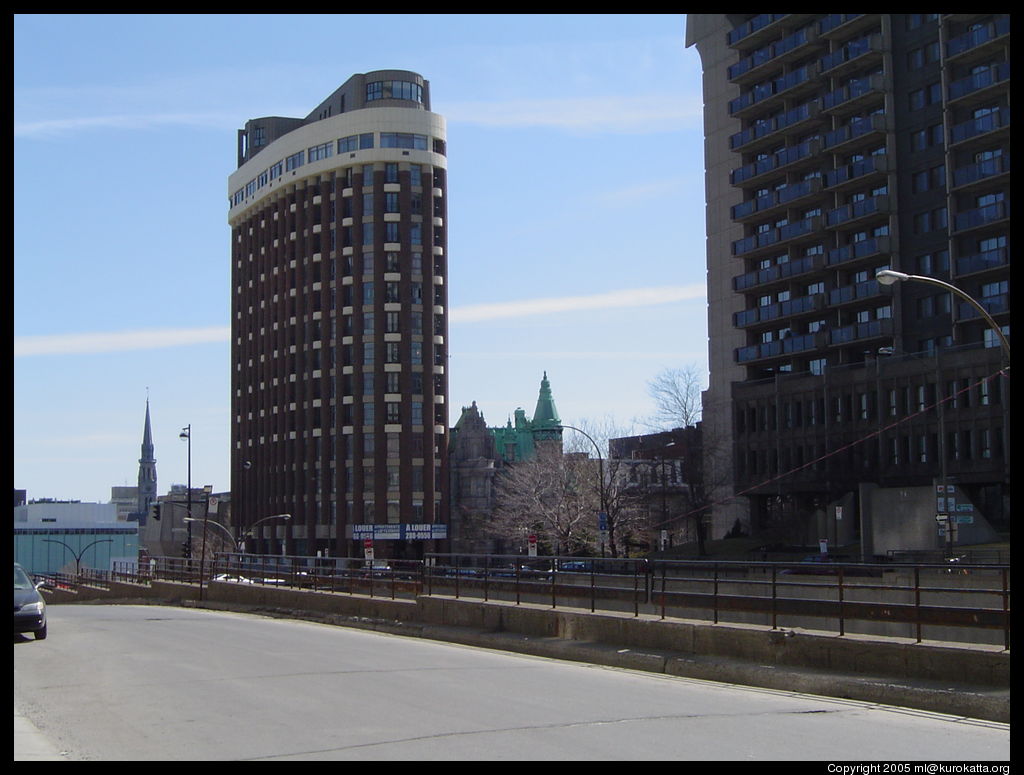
14;705;68;761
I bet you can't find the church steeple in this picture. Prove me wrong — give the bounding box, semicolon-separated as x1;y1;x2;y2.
136;397;158;523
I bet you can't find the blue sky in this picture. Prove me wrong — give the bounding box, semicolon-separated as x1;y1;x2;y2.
14;13;708;503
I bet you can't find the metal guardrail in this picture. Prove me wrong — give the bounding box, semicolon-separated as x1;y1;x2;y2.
647;558;1010;650
59;553;1011;649
424;554;1010;649
207;553;422;600
34;571;81;592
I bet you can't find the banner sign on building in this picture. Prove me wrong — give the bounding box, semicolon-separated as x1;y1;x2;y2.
352;523;448;541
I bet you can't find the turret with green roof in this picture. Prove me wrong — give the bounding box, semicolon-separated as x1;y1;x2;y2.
455;372;563;465
530;371;562;445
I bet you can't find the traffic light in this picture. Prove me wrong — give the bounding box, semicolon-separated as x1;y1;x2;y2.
150;503;162;521
181;542;191;559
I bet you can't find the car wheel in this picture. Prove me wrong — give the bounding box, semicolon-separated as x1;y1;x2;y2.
34;624;47;640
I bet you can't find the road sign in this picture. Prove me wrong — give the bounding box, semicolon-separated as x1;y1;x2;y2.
363;539;374;560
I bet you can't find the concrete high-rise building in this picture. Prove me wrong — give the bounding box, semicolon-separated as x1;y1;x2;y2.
228;70;449;559
686;15;1009;550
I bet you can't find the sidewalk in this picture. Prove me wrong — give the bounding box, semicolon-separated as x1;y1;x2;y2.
14;704;67;761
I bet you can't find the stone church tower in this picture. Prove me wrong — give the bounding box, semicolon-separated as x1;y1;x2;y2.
135;399;158;525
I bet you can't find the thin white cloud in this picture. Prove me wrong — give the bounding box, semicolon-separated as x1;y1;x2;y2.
14;326;230;357
14;94;702;140
14;285;704;356
14;112;236;139
450;285;705;323
443;95;703;134
454;351;696;361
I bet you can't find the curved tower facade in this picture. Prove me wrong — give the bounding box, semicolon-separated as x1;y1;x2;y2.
228;70;449;559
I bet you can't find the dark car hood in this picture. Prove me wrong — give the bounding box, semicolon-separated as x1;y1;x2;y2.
14;586;43;609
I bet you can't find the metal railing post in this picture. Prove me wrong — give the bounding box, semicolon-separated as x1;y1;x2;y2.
837;566;845;636
713;562;720;625
633;561;639;617
1002;567;1009;651
550;558;557;609
660;563;666;620
915;566;922;644
590;562;596;613
771;564;778;630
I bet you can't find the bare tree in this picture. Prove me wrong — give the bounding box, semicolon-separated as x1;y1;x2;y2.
599;459;650;557
638;365;727;555
644;365;705;431
560;417;648;558
489;444;596;556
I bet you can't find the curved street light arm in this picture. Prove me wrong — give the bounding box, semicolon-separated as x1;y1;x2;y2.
42;538;114;576
240;514;292;554
554;425;607;502
553;424;610;556
247;513;292;535
184;517;238;549
876;271;1010;362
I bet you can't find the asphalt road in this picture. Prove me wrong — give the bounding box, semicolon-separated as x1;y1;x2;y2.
13;605;1010;761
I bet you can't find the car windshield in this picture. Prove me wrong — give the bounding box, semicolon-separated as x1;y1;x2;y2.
14;566;34;590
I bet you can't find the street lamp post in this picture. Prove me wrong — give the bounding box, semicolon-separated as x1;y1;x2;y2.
195;485;213;598
185;516;239;551
876;270;1010;554
43;538;113;578
185;513;294;554
185;512;291;597
186;512;228;601
179;425;192;560
641;439;678;553
877;346;953;554
244;513;292;554
875;271;1011;361
555;425;609;557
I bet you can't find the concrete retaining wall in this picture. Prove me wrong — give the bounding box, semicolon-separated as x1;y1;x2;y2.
201;583;1008;688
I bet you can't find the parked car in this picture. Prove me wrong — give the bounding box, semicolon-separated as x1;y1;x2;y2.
14;563;47;640
558;560;593;572
360;561;393;579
